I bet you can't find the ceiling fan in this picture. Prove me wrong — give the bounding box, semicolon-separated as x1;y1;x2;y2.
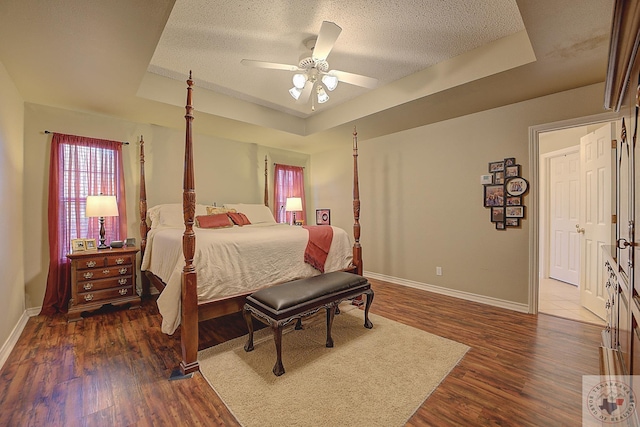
241;21;378;110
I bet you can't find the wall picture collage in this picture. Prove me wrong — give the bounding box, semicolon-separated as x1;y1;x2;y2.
482;157;528;230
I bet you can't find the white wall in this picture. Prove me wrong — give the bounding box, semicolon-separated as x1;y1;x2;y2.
311;83;609;306
22;104;310;309
0;60;25;354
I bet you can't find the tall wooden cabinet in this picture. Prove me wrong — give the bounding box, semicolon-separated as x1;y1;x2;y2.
601;0;640;378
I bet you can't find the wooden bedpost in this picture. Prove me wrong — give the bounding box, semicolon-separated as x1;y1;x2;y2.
352;127;363;276
180;71;199;375
264;155;269;207
139;135;150;297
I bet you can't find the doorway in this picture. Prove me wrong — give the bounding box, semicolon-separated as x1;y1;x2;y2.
531;113;618;325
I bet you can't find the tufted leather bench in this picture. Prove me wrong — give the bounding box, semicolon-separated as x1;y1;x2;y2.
243;271;374;376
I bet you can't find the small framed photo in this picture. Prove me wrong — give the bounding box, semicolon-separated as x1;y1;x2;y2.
488;161;504;173
71;239;86;253
506;206;525;218
506;218;520;227
316;209;331;225
506;196;521;206
505;165;520;178
495;221;506;230
84;239;97;251
504;157;516;166
484;184;504;207
493;171;504;185
505;177;529;196
491;207;505;222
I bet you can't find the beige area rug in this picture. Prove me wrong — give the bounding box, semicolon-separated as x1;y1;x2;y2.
199;305;469;427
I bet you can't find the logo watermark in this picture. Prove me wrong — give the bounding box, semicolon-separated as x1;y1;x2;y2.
583;375;639;425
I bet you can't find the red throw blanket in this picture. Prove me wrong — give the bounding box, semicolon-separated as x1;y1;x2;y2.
302;225;334;273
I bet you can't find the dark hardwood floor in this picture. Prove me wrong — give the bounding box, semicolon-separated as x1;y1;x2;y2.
0;278;602;426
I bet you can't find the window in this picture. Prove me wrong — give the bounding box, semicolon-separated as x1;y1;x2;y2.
41;133;127;315
274;164;306;224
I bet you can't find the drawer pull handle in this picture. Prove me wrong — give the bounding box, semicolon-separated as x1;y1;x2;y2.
115;258;125;265
119;289;128;296
84;294;94;301
118;278;127;285
83;283;94;290
83;272;94;279
86;261;96;268
119;268;127;275
102;269;110;274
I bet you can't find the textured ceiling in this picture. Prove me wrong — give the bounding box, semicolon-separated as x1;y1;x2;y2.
148;0;525;117
0;0;615;153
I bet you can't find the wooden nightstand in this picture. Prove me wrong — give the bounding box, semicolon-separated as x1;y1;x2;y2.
67;246;141;322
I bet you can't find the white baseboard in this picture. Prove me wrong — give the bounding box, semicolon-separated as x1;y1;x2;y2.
0;307;39;370
363;271;530;314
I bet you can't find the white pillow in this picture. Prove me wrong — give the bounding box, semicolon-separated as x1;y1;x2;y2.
148;203;209;228
223;203;276;224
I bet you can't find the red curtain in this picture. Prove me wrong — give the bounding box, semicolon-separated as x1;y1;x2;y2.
274;164;306;224
40;133;128;315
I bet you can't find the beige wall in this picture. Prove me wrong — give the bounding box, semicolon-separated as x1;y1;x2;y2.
23;104;309;309
0;60;25;348
311;83;608;306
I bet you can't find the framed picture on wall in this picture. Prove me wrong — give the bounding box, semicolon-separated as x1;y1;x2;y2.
506;218;520;227
488;161;505;172
495;221;506;230
506;206;525;218
491;207;505;222
505;165;520;178
505;177;529;196
484;184;504;207
506;196;521;206
316;209;331;225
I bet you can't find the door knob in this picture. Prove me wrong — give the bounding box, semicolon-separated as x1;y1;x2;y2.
575;224;585;234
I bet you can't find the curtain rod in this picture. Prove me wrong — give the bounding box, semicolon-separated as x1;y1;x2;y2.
44;130;130;145
273;162;305;168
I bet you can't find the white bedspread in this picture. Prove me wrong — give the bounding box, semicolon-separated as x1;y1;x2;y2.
141;223;353;334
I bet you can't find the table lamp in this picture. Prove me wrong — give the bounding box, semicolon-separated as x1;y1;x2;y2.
285;197;302;225
86;195;119;249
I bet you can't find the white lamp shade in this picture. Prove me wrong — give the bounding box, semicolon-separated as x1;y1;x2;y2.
322;74;338;91
285;197;302;212
289;87;302;100
317;86;329;104
86;195;119;217
292;73;307;89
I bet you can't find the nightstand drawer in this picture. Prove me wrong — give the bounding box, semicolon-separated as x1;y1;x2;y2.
106;255;133;267
76;285;135;306
75;256;108;270
76;276;133;292
77;266;133;281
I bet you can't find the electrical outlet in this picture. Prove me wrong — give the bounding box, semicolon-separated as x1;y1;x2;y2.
436;266;442;276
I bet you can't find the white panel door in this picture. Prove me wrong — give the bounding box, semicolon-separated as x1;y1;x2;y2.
579;123;614;320
549;151;580;285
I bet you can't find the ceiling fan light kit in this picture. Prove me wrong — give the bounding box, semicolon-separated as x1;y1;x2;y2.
241;20;378;111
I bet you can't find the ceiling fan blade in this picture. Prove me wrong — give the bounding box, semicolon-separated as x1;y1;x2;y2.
312;21;342;61
331;70;378;89
296;81;313;104
241;59;300;71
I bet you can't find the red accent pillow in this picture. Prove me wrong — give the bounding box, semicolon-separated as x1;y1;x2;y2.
195;213;233;229
227;212;251;226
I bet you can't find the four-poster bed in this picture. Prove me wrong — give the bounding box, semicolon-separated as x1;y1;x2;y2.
139;72;364;375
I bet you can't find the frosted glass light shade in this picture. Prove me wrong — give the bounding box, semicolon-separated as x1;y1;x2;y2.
322;74;338;91
289;87;301;100
317;87;329;104
292;73;307;89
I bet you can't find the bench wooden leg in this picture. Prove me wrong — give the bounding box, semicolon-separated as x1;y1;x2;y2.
363;289;374;329
271;321;285;376
243;306;255;352
326;305;335;348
